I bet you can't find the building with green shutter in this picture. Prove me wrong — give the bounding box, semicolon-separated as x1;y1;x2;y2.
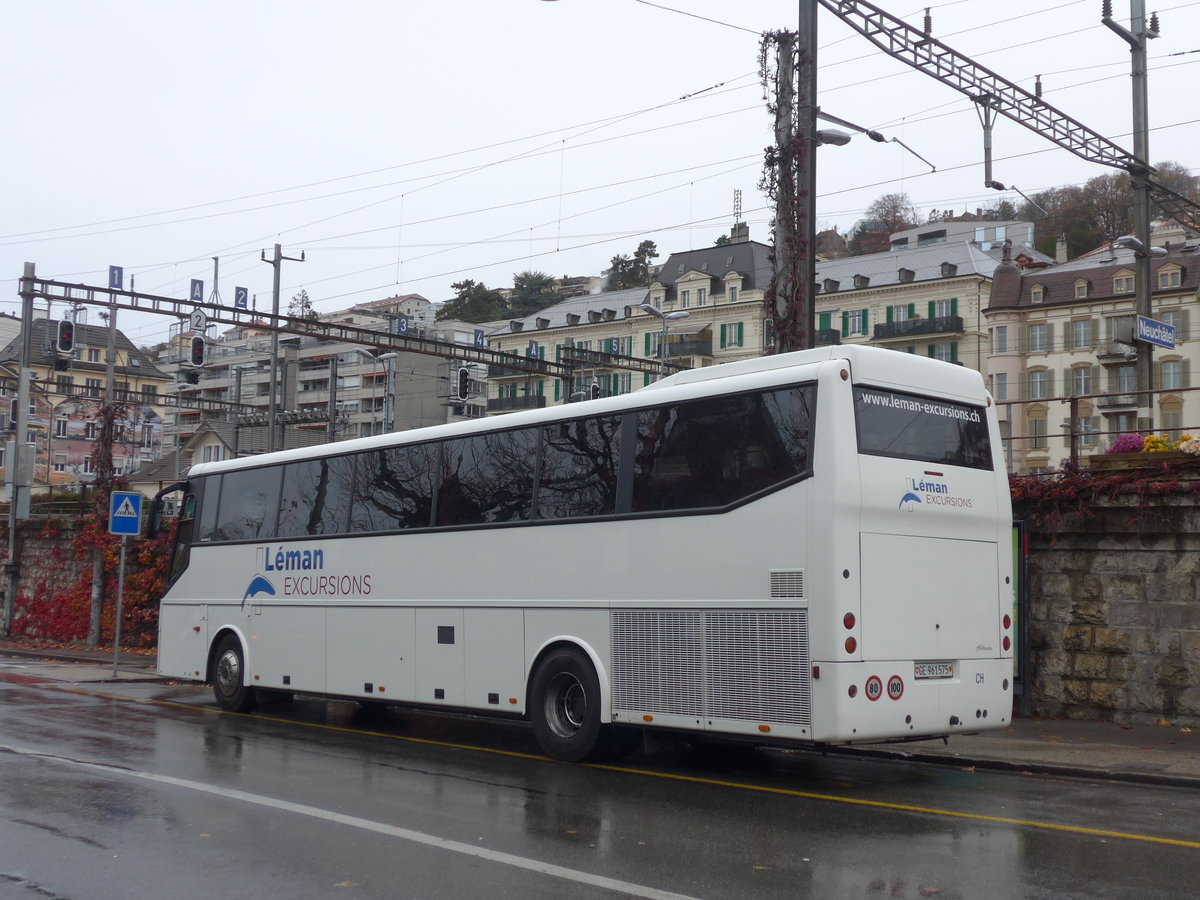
485;228;774;412
812;237;1053;370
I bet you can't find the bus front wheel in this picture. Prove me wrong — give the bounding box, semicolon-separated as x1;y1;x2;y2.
530;648;606;762
212;635;257;713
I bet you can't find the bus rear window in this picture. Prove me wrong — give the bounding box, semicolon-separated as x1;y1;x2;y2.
854;386;992;470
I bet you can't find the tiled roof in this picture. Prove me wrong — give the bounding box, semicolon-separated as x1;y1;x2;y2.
814;240;1050;288
488;287;650;337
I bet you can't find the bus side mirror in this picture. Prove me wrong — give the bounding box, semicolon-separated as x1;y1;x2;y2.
147;498;164;538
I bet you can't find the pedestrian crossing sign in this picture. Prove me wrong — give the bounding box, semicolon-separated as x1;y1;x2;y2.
109;491;143;536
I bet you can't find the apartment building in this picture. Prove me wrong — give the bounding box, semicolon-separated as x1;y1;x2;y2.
0;319;171;488
812;236;1053;370
486;229;773;409
158;295;486;465
985;230;1200;473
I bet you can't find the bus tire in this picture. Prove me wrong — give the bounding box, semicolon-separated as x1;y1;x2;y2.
530;647;606;762
212;635;257;713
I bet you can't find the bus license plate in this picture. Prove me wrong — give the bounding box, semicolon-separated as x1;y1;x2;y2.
914;661;954;680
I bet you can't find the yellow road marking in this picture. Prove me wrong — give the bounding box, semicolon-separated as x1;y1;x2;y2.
60;686;1200;851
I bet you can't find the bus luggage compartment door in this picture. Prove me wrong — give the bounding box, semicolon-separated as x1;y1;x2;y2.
859;533;999;661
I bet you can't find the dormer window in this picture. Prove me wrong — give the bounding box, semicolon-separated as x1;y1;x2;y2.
898;268;915;283
853;274;870;289
535;318;550;330
1074;280;1089;299
1030;285;1045;304
1158;265;1182;289
940;262;958;277
1112;270;1135;294
823;279;839;293
566;313;581;325
510;321;524;332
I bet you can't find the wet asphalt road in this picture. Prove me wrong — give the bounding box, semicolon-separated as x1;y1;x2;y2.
1;664;1199;900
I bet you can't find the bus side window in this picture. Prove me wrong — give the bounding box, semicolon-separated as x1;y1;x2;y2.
277;455;359;537
196;475;221;542
437;429;538;526
168;493;197;584
537;416;622;519
212;467;282;541
353;445;437;532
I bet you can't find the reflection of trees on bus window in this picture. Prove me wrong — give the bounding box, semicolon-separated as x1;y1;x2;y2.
352;444;436;531
192;382;819;543
277;456;358;536
632;386;815;512
437;430;537;526
538;416;622;518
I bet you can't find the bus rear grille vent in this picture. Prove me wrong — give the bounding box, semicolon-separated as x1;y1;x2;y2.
769;570;805;599
611;609;810;727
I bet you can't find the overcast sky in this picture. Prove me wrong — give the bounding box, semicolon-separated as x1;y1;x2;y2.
3;0;1197;349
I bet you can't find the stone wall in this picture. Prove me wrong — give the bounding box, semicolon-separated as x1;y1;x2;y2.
1024;496;1200;725
2;520;87;603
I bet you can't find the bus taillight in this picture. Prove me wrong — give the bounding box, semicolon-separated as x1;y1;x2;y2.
843;612;856;629
1003;614;1012;629
844;636;857;654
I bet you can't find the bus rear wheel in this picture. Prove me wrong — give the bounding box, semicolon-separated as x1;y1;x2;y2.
531;647;616;762
212;635;257;713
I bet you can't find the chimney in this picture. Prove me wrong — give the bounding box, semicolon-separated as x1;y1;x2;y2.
729;222;750;243
1055;234;1068;264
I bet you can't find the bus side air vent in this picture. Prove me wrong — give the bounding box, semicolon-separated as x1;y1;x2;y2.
769;570;805;600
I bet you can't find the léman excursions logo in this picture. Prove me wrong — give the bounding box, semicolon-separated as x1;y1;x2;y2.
898;473;973;510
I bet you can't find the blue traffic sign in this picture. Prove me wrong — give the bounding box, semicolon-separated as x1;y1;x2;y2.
395;314;409;335
1136;315;1175;349
108;491;143;536
474;330;485;349
108;266;124;290
235;286;249;309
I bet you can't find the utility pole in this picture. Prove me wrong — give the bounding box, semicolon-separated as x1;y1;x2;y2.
1104;0;1159;431
261;244;304;453
4;263;37;636
767;1;819;354
327;355;339;442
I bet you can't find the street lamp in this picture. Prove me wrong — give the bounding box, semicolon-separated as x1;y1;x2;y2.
1113;235;1167;258
639;303;690;378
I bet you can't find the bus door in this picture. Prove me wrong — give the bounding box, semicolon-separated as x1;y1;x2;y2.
852;384;1002;662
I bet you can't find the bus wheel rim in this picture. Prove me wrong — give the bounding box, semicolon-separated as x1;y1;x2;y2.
216;649;241;696
545;672;586;737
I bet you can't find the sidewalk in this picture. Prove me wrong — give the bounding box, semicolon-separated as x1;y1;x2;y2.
3;641;1197;786
854;717;1200;788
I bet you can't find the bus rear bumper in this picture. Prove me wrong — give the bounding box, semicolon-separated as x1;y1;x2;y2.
810;657;1013;743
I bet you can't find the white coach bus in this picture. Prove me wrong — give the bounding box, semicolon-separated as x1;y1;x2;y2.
154;345;1014;761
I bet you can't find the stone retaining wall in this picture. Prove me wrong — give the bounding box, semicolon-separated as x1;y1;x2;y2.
1024;497;1200;724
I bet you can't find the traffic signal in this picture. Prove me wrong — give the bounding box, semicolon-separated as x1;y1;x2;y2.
456;366;470;402
188;335;206;367
8;397;17;428
589;381;601;400
56;320;75;353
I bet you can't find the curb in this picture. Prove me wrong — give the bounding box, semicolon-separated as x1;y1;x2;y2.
0;646;158;671
827;743;1200;791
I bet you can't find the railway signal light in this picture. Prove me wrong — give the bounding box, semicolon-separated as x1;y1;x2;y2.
56;320;75;353
188;335;206;367
456;366;470;402
590;381;601;400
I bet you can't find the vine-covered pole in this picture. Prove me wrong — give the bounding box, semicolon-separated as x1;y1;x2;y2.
762;0;819;353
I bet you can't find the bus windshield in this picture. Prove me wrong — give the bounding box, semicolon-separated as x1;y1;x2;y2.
853;385;992;470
